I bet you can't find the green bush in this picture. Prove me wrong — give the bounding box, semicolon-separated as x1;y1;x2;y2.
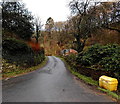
63;54;77;70
2;38;33;55
76;44;120;86
77;44;120;68
2;38;45;68
34;49;45;65
77;44;103;66
63;44;120;90
99;55;120;72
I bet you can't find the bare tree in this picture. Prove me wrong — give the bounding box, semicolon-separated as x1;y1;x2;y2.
45;17;54;36
34;16;43;43
69;0;98;52
101;2;120;32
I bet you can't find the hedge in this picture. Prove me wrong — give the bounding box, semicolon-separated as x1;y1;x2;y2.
77;44;120;72
2;38;45;68
63;44;120;90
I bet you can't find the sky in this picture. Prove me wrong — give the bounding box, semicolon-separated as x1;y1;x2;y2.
23;0;71;25
1;0;118;25
22;0;117;25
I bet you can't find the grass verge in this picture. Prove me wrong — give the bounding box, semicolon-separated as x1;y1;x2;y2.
2;57;48;79
98;87;120;100
59;56;120;100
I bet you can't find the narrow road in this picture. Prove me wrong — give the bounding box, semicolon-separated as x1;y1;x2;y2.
2;56;116;102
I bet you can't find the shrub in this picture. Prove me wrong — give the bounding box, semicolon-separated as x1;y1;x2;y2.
99;55;120;72
76;44;120;85
77;53;93;66
34;48;45;65
64;54;76;63
77;44;102;66
2;38;33;55
2;38;45;67
64;54;77;70
77;44;120;68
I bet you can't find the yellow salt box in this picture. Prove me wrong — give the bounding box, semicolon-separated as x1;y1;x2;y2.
99;75;118;91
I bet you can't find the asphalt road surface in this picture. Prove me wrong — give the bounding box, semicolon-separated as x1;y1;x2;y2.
2;56;116;102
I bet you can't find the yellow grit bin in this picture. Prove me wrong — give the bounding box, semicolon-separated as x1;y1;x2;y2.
99;75;118;91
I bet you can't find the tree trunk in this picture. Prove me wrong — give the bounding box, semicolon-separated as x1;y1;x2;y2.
75;34;86;53
36;25;39;43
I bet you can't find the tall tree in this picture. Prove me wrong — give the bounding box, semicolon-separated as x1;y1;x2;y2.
34;16;43;43
2;1;34;40
45;17;54;36
100;2;120;32
53;21;74;48
69;0;98;52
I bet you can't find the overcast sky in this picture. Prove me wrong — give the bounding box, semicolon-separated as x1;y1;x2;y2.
1;0;117;25
23;0;71;25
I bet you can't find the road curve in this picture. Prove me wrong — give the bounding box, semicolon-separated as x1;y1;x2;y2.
2;56;116;102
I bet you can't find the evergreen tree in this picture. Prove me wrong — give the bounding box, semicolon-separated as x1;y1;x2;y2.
2;2;34;40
